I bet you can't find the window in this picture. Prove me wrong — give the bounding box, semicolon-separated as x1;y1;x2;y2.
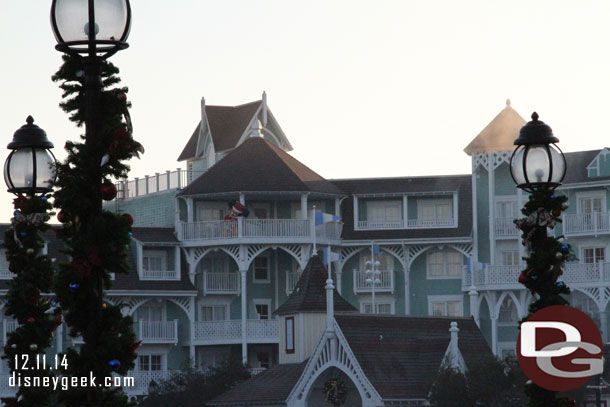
496;200;517;219
142;250;167;272
578;196;603;214
139;354;162;371
428;296;463;317
285;317;295;354
501;251;520;266
361;302;393;314
498;297;518;326
365;200;402;227
253;300;271;320
583;247;605;264
197;202;228;221
137;304;163;322
201;305;227;321
427;250;462;279
250;204;270;219
253;257;270;282
417;198;453;225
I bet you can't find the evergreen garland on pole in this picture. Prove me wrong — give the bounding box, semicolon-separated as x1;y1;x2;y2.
50;53;143;407
1;195;59;407
515;189;577;407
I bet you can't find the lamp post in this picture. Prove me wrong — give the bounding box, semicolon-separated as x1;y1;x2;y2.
510;113;574;407
365;243;381;314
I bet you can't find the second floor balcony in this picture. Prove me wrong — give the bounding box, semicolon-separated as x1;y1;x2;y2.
74;320;178;345
463;262;610;290
563;212;610;236
178;218;342;245
353;270;394;293
203;272;240;295
190;319;279;345
494;218;519;237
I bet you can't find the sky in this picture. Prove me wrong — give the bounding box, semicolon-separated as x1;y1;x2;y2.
1;1;610;221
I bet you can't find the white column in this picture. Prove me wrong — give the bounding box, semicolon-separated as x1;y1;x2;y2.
186;198;194;223
353;196;359;229
334;197;341;217
175;247;181;279
56;324;63;353
402;195;408;229
488;153;496;265
491;316;498;356
335;270;342;294
517;189;524;264
274;251;279;313
469;287;479;326
137;243;143;279
404;269;410;315
452;192;458;227
472;166;479;263
301;194;308;219
189;296;196;362
600;311;608;343
240;269;248;364
239;193;245;206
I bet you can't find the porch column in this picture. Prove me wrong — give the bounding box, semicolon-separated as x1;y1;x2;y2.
240;269;248;364
404;270;410;315
175;247;181;279
490;315;498;356
300;193;308;219
186;197;194;223
239;193;245;205
136;243;143;279
488;152;496;265
189;296;196;362
469;287;479;326
334;197;341;217
56;323;63;353
600;311;608;343
335;270;342;294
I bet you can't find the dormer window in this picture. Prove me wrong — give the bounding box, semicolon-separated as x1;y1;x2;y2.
140;247;179;280
414;198;453;227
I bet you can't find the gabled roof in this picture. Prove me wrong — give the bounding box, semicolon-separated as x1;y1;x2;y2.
463;99;526;156
562;148;610;184
178;137;343;196
334;314;493;400
178;100;262;161
274;254;357;315
208;362;307;406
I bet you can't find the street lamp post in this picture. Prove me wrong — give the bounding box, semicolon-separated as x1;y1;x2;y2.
365;243;381;314
510;113;574;407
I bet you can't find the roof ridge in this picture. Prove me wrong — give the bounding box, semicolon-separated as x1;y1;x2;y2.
330;174;471;182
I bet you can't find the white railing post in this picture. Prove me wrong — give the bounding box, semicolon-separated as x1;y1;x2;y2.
155;172;160;192
134;177;139;196
145;175;150;194
177;168;182;189
238;217;243;238
138;320;143;341
599;260;604;282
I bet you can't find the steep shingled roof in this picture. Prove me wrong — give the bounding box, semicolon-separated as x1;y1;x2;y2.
178;101;262;161
463;99;526;156
178;137;343;196
274;254;357;315
334;314;494;400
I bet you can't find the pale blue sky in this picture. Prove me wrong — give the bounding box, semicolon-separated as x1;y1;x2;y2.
1;1;610;220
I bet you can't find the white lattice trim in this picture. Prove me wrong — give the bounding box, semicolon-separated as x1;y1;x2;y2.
278;244;309;270
381;245;407;269
493;152;512;169
447;243;473;258
339;247;366;271
575;287;605;311
218;245;242;269
167;296;191;316
407;245;432;268
472;154;489;171
287;320;383;406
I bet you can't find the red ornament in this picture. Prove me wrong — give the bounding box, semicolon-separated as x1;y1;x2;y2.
57;210;68;223
13;195;28;211
129;340;143;352
122;213;134;226
26;317;35;323
100;182;117;201
518;274;528;285
552;209;561;217
114;128;130;144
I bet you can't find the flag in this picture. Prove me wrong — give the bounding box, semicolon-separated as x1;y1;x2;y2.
466;258;472;274
314;211;341;226
323;247;342;265
372;244;380;256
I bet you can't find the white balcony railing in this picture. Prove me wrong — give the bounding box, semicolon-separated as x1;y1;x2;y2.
193;319;279;343
407;218;455;228
181;220;237;240
286;271;302;294
3;320;17;344
353;270;394;293
356;220;403;230
0;270;12;280
564;212;610;235
204;272;240;294
115;169;205;200
142;269;179;280
356;218;456;230
137;320;178;344
494;218;519;237
463;262;610;289
125;370;173;394
243;219;310;238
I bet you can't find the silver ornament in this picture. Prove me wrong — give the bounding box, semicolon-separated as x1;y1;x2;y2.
100;154;110;167
555;252;563;259
26;248;34;255
29;344;38;351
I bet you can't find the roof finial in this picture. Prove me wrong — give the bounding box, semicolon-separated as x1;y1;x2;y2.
506;98;511;107
531;112;539;121
26;116;34;125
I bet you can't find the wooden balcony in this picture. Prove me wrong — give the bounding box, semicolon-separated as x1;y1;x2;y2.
463;262;610;290
142;269;179;281
178;218;341;246
494;218;519;237
356;218;456;230
353;270;394;293
563;212;610;236
137;320;178;344
191;319;279;345
204;272;240;295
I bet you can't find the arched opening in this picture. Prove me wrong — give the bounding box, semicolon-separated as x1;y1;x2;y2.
497;294;520;358
478;297;492;347
306;366;363;407
195;250;240;295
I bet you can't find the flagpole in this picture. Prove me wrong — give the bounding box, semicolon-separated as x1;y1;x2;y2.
371;241;376;315
312;205;317;256
328;245;332;280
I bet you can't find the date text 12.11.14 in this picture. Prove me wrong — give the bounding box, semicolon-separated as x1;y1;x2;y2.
14;354;68;371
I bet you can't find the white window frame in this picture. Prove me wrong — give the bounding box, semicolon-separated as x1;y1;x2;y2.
196;201;229;221
142;249;168;273
427;295;463;317
494;197;518;219
497;296;519;327
426;250;463;280
576;190;606;215
250;202;271;219
200;304;229;322
252;255;271;283
581;246;606;264
138;353;165;372
359;301;395;315
135;301;166;323
364;199;403;229
500;250;520;266
253;299;272;320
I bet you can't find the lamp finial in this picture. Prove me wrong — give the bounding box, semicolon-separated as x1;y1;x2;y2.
531;112;539;121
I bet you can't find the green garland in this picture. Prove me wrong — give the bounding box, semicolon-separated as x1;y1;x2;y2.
1;195;59;407
49;54;144;407
515;190;576;407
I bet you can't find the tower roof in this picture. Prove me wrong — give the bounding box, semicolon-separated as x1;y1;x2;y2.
463;99;526;156
274;254;357;315
177;137;343;196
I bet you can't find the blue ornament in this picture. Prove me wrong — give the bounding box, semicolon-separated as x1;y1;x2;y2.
531;275;538;280
13;210;20;216
41;196;47;201
19;232;27;238
551;194;557;199
68;283;79;292
561;244;569;252
109;359;121;370
127;232;133;237
556;281;566;289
